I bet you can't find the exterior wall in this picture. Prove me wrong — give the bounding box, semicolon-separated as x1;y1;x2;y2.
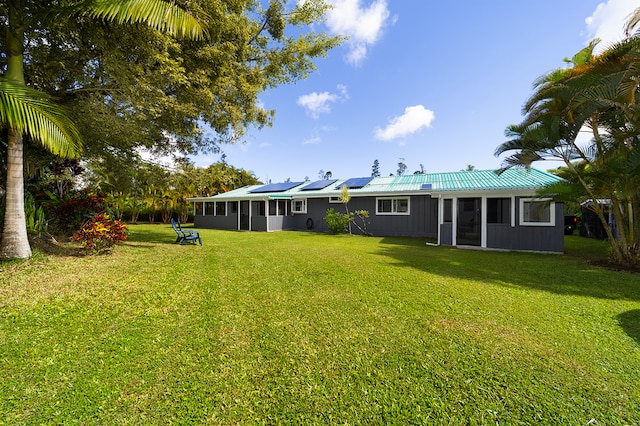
440;223;453;245
437;196;564;253
289;195;438;238
485;200;564;253
267;215;295;231
193;200;238;230
192;193;564;253
194;214;238;230
251;201;267;231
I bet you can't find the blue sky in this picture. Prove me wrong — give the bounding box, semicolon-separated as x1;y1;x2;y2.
189;0;638;183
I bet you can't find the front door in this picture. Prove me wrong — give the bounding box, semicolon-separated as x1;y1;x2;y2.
457;198;481;246
240;201;250;230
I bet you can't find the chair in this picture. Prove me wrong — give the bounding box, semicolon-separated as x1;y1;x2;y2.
171;218;202;245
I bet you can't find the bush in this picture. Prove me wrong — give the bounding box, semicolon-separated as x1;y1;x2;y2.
72;213;128;253
45;190;107;236
324;208;351;234
25;193;49;236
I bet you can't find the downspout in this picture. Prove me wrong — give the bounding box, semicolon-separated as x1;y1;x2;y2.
481;196;487;248
451;196;458;246
436;194;442;245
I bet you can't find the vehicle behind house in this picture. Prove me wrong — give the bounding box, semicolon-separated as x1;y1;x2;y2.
564;215;578;235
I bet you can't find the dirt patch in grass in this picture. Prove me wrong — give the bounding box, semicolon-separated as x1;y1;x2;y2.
588;259;640;274
29;234;87;257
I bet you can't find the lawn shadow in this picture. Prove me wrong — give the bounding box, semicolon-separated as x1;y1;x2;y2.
618;310;640;346
126;223;180;244
376;237;640;302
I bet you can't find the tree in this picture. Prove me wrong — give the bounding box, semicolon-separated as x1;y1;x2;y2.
371;159;380;177
396;158;407;176
1;0;339;258
319;170;334;180
495;34;640;266
0;0;205;259
414;164;426;174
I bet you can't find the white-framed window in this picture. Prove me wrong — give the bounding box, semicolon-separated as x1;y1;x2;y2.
329;196;342;203
215;201;226;216
519;198;555;226
376;197;410;215
292;198;307;214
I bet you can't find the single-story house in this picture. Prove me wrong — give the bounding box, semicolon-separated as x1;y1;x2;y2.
187;168;565;253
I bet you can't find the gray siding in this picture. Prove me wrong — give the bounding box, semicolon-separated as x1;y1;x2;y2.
193;194;563;253
290;195;438;238
486;200;564;253
440;223;453;245
194;213;238;230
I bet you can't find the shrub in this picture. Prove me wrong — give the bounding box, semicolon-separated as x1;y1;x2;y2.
46;190;107;236
324;208;370;235
324;208;351;234
25;193;49;236
72;213;128;253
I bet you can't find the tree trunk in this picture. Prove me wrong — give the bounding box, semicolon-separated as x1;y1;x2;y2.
0;1;32;259
0;129;32;259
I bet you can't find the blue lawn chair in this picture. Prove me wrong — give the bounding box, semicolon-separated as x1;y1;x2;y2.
171;218;202;245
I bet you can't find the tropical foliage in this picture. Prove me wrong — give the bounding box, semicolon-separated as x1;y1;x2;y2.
72;213;128;253
0;0;339;258
323;186;369;235
496;10;640;266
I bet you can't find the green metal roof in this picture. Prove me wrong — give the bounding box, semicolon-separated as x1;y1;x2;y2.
187;168;562;202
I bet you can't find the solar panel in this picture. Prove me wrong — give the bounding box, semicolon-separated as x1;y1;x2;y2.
336;177;373;189
249;182;304;193
421;183;433;190
301;179;338;191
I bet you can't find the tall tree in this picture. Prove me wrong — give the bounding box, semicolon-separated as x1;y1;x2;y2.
0;0;205;259
396;158;407;176
1;0;339;258
371;159;380;177
496;35;640;266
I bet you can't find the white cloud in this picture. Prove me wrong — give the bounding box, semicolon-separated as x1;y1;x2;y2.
374;105;435;142
303;133;322;145
325;0;392;66
585;0;638;49
297;85;349;119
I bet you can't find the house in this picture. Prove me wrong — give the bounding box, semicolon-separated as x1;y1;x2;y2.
187;168;565;253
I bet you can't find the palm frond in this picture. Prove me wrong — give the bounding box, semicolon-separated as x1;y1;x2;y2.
85;0;208;40
0;80;82;158
625;7;640;37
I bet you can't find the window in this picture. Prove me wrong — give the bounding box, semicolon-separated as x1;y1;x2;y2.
487;198;510;224
205;202;215;216
376;197;410;215
443;199;452;223
254;201;266;216
520;198;555;226
329;196;342;203
278;200;289;216
231;202;238;214
292;199;307;214
216;202;226;216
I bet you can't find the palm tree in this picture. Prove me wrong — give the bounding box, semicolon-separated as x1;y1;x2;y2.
0;0;205;258
496;35;640;265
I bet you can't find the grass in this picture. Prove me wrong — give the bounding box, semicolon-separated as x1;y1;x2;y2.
1;226;639;424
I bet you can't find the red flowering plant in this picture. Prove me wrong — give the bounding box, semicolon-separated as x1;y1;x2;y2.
72;213;128;253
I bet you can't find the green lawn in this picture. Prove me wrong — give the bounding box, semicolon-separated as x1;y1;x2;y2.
1;226;639;424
